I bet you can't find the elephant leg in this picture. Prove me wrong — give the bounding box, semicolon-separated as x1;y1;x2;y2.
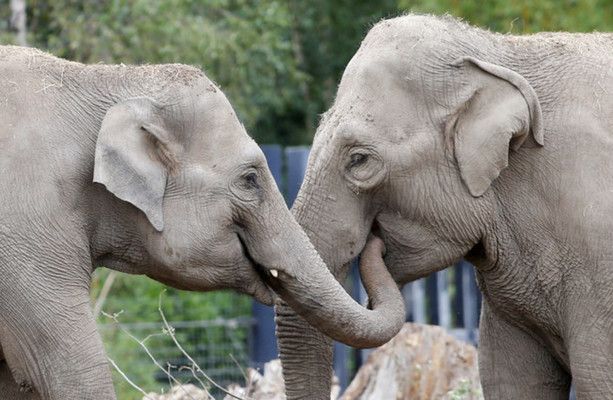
0;229;116;399
571;355;613;399
479;300;571;400
0;359;41;400
568;324;613;399
1;287;116;400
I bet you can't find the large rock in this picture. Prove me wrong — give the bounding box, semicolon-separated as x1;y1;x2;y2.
341;323;482;400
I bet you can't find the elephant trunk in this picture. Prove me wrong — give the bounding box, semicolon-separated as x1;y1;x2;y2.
247;195;404;348
275;242;402;400
275;300;334;400
272;172;407;399
242;175;404;400
272;228;403;399
269;237;404;347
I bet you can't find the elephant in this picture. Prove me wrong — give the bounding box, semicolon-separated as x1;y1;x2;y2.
276;14;613;400
0;46;406;400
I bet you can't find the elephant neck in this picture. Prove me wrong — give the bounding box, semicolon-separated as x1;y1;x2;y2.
472;166;575;359
477;162;567;282
88;193;151;275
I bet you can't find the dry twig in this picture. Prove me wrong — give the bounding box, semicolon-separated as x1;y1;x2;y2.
107;356;155;400
93;271;117;319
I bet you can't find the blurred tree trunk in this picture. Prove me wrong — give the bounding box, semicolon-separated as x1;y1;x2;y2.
10;0;27;46
288;2;314;137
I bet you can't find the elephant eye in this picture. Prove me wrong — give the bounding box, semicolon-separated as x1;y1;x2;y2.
349;153;369;168
243;172;259;189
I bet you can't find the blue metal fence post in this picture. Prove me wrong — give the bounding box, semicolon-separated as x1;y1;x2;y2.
453;261;466;328
285;146;310;207
425;270;451;328
251;145;283;370
425;274;439;324
437;270;451;329
408;279;426;323
459;259;480;344
353;262;368;369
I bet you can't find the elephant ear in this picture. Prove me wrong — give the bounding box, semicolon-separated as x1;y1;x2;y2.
94;98;176;231
450;57;544;197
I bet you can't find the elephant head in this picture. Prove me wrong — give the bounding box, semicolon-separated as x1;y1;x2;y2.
277;15;544;399
91;68;404;348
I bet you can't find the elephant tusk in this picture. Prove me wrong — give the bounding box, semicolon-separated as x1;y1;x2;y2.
270;269;279;278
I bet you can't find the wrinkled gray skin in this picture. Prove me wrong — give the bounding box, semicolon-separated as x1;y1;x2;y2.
277;15;613;400
0;47;405;400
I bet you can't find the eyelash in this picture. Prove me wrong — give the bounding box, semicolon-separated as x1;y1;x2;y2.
349;153;368;168
244;172;259;188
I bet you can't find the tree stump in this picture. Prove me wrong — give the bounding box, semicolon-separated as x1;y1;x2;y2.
341;323;482;400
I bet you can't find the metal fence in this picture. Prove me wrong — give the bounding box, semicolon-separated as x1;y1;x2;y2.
402;260;481;344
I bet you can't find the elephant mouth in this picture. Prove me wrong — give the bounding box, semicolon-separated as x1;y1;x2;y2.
237;235;275;305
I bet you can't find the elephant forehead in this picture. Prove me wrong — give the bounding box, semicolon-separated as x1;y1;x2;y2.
339;55;398;97
179;91;252;157
337;63;417;114
317;95;418;147
192;90;241;131
189;134;262;169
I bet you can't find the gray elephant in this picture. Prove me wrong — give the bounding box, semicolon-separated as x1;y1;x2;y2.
0;46;405;399
276;15;613;400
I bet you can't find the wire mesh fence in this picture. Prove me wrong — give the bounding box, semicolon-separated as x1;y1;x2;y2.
99;316;255;399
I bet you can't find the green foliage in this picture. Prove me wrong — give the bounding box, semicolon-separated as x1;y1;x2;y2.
446;378;483;400
23;0;309;145
91;270;251;323
397;0;613;33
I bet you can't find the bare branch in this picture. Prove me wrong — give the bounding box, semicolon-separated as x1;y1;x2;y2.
107;357;155;400
229;353;248;383
179;365;208;391
93;271;117;319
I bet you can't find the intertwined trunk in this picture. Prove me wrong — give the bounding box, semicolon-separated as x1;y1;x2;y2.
243;177;403;350
276;300;334;400
274;184;404;399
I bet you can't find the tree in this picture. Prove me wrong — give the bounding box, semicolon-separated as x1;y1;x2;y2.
397;0;612;33
9;0;27;45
